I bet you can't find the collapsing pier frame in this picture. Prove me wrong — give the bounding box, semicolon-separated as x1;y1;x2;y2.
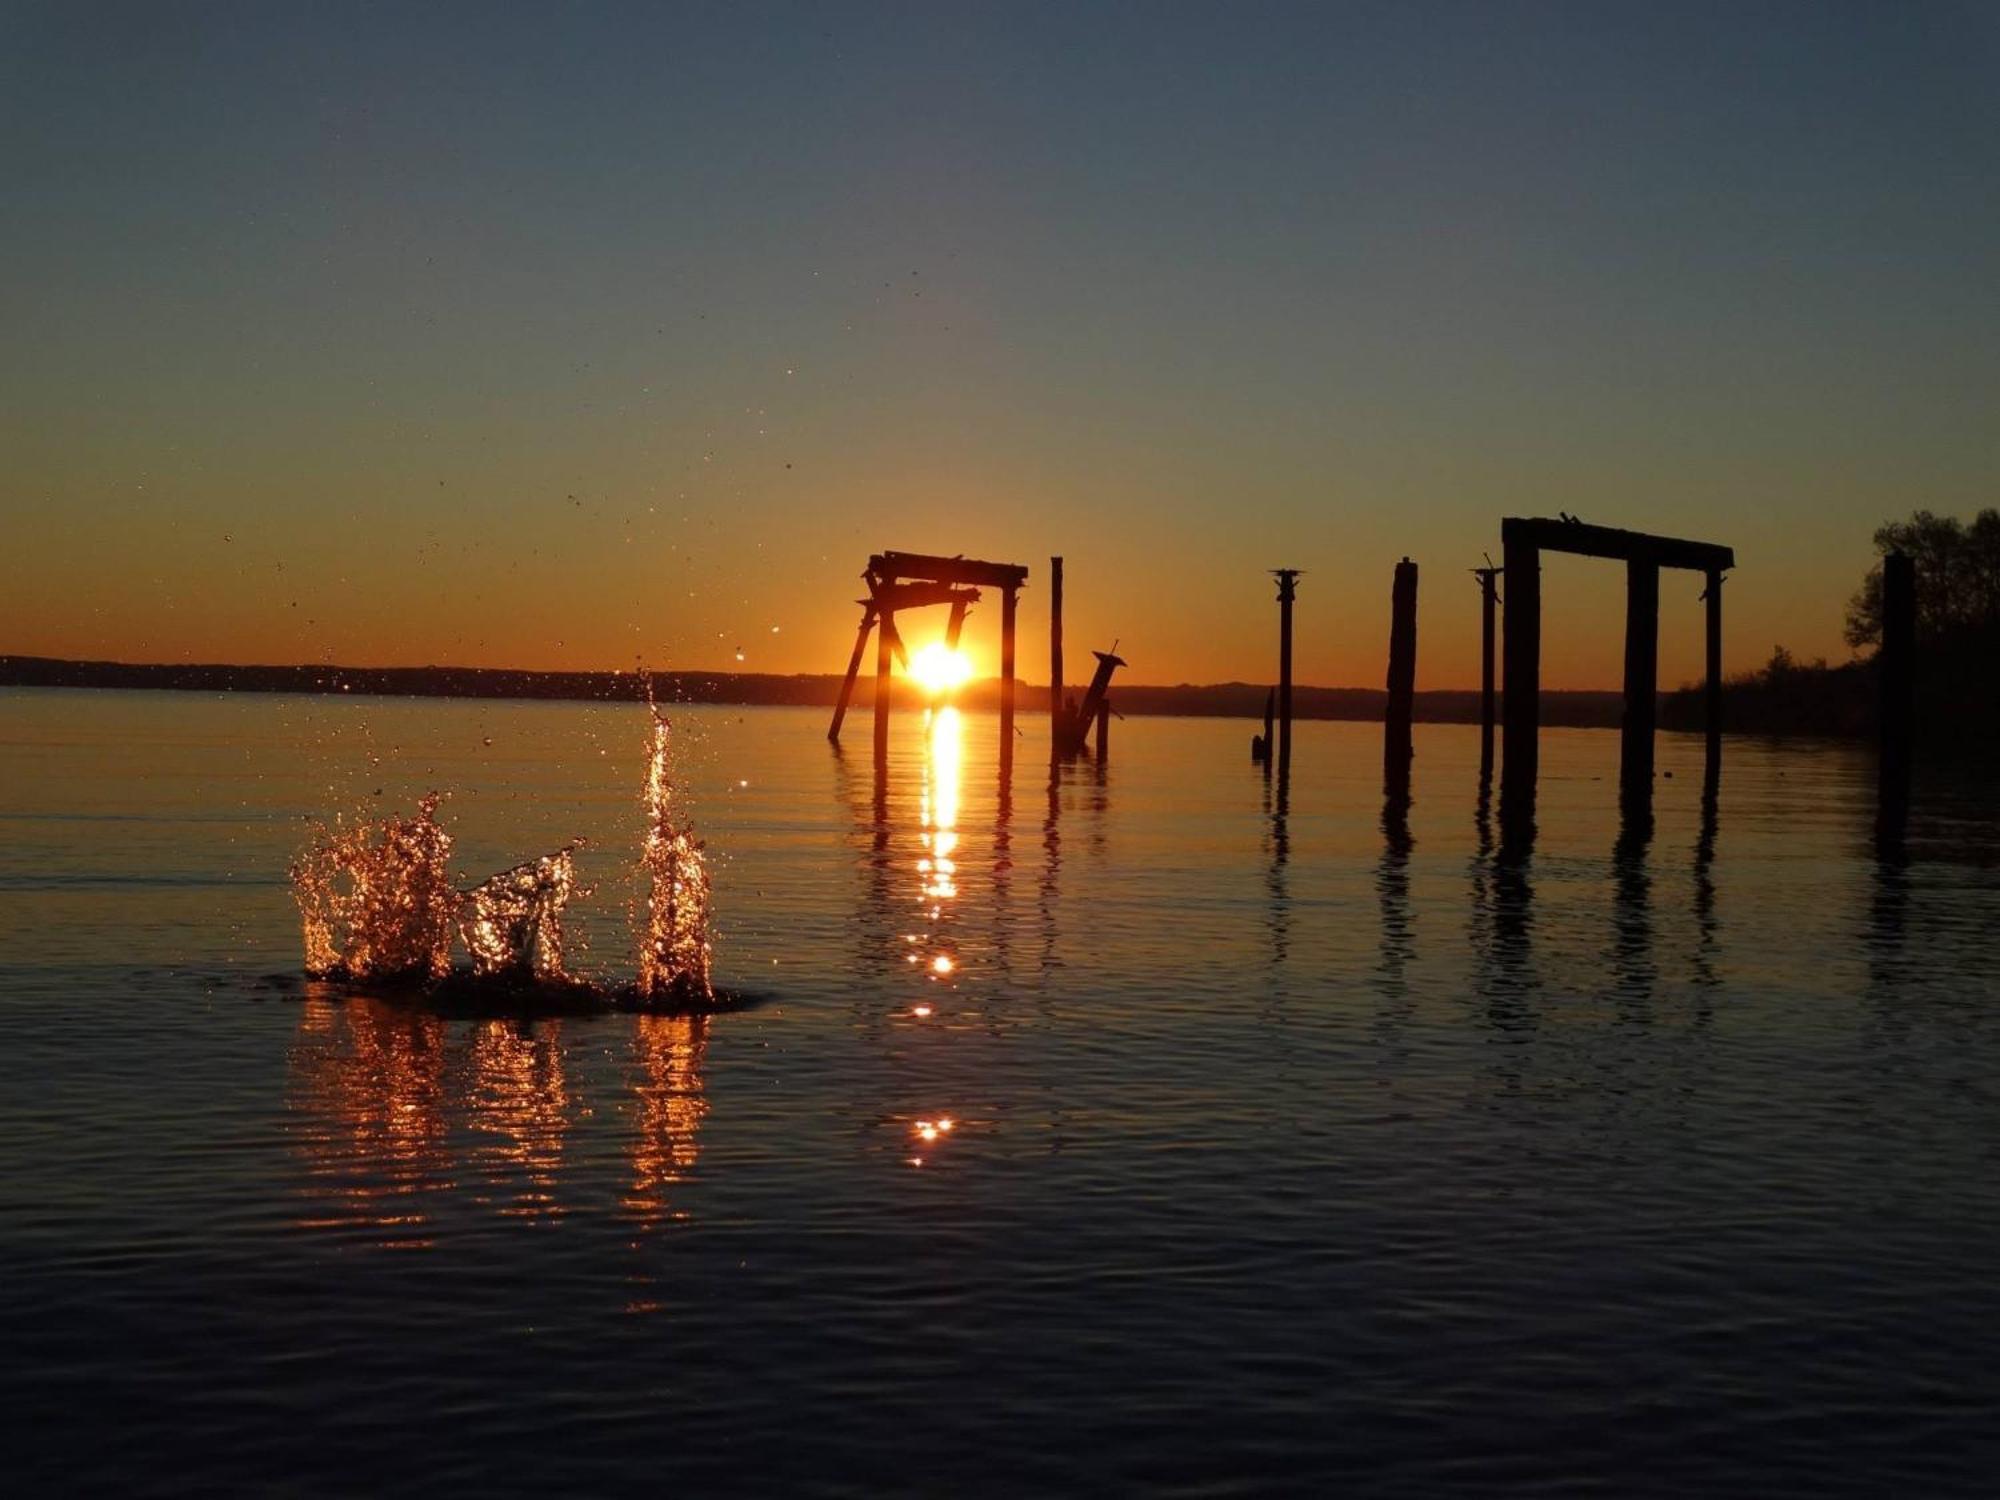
827;550;1030;763
1500;517;1733;823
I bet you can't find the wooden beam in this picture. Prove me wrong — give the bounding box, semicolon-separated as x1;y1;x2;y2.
1501;517;1733;574
871;551;1029;591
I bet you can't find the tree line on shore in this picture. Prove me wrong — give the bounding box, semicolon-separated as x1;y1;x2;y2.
1662;508;2000;741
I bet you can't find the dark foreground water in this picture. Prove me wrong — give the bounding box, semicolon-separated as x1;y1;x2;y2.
2;688;1997;1496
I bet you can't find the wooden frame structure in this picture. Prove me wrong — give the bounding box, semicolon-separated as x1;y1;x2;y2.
828;551;1031;761
1500;518;1733;817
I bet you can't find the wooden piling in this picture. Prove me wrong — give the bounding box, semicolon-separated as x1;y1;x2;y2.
829;603;875;742
1476;566;1500;772
1879;550;1914;812
1385;557;1417;783
1274;569;1299;779
1620;560;1660;806
873;605;895;761
1095;698;1110;758
1050;556;1065;755
1500;535;1540;820
1704;567;1723;781
1000;584;1019;760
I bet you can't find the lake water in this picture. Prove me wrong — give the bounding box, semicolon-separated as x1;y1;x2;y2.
3;687;1997;1496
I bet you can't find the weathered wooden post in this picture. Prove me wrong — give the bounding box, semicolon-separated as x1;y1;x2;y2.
1000;583;1019;764
1253;687;1275;764
873;601;895;762
1385;557;1418;784
1475;564;1501;773
1049;556;1065;756
1620;559;1660;807
829;600;877;742
1273;569;1299;779
1879;550;1914;814
1073;648;1125;740
1500;527;1540;821
1095;698;1110;758
1704;567;1724;781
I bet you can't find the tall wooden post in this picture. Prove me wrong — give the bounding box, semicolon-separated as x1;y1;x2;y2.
1000;584;1019;761
873;606;895;762
1095;698;1110;758
1476;567;1500;772
1879;550;1914;814
945;597;969;649
1620;559;1660;807
1049;556;1065;755
829;603;876;742
1500;533;1540;820
1385;557;1418;784
1274;569;1299;780
1704;567;1723;782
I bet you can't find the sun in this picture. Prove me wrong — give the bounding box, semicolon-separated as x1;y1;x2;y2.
907;641;973;698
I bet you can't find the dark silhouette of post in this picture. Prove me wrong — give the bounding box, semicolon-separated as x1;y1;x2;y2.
1475;564;1501;773
1704;567;1724;781
873;601;895;762
1073;648;1125;743
1385;557;1417;785
1273;569;1299;779
829;601;876;742
1254;687;1275;764
1620;559;1660;807
1000;584;1019;758
946;595;970;649
1095;698;1110;758
1879;550;1914;816
1500;532;1540;822
1049;556;1065;756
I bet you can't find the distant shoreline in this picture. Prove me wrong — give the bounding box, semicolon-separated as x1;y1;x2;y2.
0;653;1646;727
0;654;1649;728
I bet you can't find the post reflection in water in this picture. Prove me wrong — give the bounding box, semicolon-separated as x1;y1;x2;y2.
1610;809;1656;1017
287;988;453;1249
1692;764;1721;991
1263;764;1291;967
1376;778;1414;1007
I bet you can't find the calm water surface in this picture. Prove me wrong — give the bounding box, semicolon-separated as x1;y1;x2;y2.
2;688;1997;1495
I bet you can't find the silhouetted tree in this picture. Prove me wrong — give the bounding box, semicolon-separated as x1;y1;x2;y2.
1845;508;2000;649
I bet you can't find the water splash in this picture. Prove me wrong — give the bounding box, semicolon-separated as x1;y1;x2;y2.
291;794;457;982
635;711;714;1007
458;843;584;981
291;712;719;1009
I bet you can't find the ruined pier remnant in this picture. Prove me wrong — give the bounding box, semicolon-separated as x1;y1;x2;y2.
1473;561;1502;776
1385;558;1418;786
1067;647;1126;757
1499;518;1733;821
1049;555;1066;758
1878;549;1915;819
1272;569;1300;778
827;550;1029;763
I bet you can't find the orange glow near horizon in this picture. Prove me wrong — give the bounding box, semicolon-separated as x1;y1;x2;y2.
907;641;974;698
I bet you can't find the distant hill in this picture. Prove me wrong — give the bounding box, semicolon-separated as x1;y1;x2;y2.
0;655;1628;728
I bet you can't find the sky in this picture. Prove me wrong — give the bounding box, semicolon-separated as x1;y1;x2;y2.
2;0;1996;691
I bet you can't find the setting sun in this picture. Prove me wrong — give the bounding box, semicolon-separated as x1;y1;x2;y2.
907;642;973;698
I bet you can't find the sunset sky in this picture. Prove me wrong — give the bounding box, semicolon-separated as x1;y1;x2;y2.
3;2;1995;691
